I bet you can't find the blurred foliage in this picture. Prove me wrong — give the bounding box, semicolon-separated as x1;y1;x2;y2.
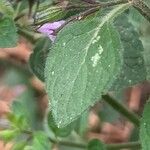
29;37;52;81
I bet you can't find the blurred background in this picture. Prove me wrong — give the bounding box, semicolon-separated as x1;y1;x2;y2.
0;0;150;149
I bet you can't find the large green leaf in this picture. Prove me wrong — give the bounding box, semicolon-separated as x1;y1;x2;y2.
140;100;150;150
0;17;18;48
45;5;128;127
111;13;146;90
29;37;51;81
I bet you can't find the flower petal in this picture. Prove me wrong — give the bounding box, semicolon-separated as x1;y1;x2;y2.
37;20;65;42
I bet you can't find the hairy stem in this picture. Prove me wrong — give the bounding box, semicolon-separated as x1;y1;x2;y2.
102;94;140;127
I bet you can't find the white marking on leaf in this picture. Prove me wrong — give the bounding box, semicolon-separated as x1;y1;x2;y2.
52;71;55;75
92;36;101;44
91;53;100;67
98;45;103;55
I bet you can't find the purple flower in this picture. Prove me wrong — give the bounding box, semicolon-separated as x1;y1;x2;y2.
37;20;65;42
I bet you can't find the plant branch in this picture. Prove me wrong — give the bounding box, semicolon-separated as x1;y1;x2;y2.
54;0;130;34
102;94;140;127
100;0;128;8
0;121;141;149
54;6;100;34
17;26;39;44
107;141;141;150
49;137;141;150
131;0;150;22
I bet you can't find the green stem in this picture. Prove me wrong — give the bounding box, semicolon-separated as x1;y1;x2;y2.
17;26;39;44
100;0;128;7
102;94;140;127
107;141;141;150
49;137;141;150
55;1;130;33
14;12;26;22
24;131;141;150
49;138;86;149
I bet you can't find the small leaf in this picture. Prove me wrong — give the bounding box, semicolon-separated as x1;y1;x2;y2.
0;0;14;17
140;99;150;150
34;5;66;25
29;37;51;81
0;17;18;48
7;113;28;129
0;130;19;142
88;139;106;150
24;146;34;150
12;141;27;150
45;5;127;127
11;89;38;129
32;131;51;150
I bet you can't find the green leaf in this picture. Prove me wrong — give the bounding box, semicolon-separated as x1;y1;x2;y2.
128;8;150;81
12;141;27;150
0;130;19;142
47;112;73;137
29;37;51;81
24;146;34;150
34;5;66;25
140;100;150;150
7;113;28;130
32;131;51;150
111;13;146;90
45;5;128;127
88;139;106;150
11;89;38;129
0;0;14;17
0;17;18;48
